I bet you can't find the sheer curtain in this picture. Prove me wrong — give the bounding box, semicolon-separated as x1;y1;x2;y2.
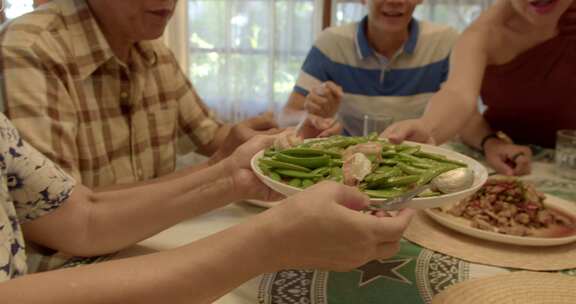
334;0;495;30
4;0;34;19
185;0;324;123
182;0;496;123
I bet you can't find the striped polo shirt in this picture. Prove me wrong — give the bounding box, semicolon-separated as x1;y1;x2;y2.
294;16;459;136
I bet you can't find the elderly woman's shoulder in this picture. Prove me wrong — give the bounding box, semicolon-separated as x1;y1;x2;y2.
0;114;22;148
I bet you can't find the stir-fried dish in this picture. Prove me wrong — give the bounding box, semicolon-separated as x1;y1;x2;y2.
258;134;470;199
446;179;574;236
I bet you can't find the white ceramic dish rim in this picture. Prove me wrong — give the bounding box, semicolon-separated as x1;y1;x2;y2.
424;194;576;246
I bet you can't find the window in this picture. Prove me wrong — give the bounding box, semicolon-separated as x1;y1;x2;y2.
187;0;321;122
334;0;493;31
5;0;34;20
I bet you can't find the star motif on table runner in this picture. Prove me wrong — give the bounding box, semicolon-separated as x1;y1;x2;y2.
354;258;412;287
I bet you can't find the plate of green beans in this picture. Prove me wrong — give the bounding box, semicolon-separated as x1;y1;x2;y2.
251;135;488;210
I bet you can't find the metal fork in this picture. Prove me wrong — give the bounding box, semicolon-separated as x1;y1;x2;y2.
365;185;430;211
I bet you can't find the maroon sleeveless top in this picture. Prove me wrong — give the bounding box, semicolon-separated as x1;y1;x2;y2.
481;9;576;148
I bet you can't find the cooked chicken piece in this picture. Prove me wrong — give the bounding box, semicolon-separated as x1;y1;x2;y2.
342;152;372;186
342;142;383;162
273;130;303;150
471;218;494;231
514;213;531;225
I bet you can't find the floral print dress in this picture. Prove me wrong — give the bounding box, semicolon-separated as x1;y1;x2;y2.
0;114;75;282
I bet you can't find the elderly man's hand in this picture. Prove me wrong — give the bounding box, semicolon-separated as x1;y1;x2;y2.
305;81;343;118
213;112;282;161
259;182;415;272
226;134;276;170
223;134;285;201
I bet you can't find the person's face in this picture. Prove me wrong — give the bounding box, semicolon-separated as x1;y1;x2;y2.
511;0;574;25
363;0;423;33
91;0;177;41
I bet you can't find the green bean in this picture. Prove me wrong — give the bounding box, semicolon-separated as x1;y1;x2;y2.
275;153;330;169
381;151;397;158
329;159;344;167
374;165;395;174
414;151;467;167
275;169;319;179
413;151;447;161
302;179;315;188
401;146;421;155
259;158;311;172
410;162;436;169
366;155;377;163
380;159;400;166
264;149;277;157
364;187;408;198
288;178;302;188
270;172;281;182
259;163;272;175
330;167;343;176
417;166;457;185
281;148;341;158
366;169;409;188
397;162;426;175
328;167;343;182
396;153;434;165
366;132;379;141
418;189;442;197
394;144;414;152
381;175;420;187
311;167;331;176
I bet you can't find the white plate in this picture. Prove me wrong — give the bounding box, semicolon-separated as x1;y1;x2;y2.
250;141;488;210
425;194;576;246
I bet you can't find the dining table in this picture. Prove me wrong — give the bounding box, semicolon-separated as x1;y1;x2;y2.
103;143;576;304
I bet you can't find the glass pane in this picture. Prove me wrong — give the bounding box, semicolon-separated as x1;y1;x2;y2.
334;1;488;30
5;0;34;19
414;4;483;31
273;56;304;110
189;51;225;109
275;0;315;54
228;53;270;118
188;0;226;49
187;0;317;122
335;2;365;26
230;0;269;50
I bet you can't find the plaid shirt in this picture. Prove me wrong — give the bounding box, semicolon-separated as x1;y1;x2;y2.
0;0;221;188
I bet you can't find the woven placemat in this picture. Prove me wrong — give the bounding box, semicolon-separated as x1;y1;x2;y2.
432;271;576;304
404;211;576;271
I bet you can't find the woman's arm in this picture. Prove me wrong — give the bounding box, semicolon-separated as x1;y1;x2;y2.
459;109;493;150
4;182;414;304
22;136;279;256
382;5;509;144
421;27;492;143
460;110;532;176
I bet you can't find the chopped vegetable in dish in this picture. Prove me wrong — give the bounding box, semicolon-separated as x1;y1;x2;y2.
446;178;574;236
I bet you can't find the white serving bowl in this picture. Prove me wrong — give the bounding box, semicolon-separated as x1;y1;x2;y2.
250;141;488;210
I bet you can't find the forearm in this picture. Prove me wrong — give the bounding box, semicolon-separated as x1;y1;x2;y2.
86;174;240;254
459;110;493;150
94;160;215;192
4;217;277;304
421;87;478;144
25;159;245;256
